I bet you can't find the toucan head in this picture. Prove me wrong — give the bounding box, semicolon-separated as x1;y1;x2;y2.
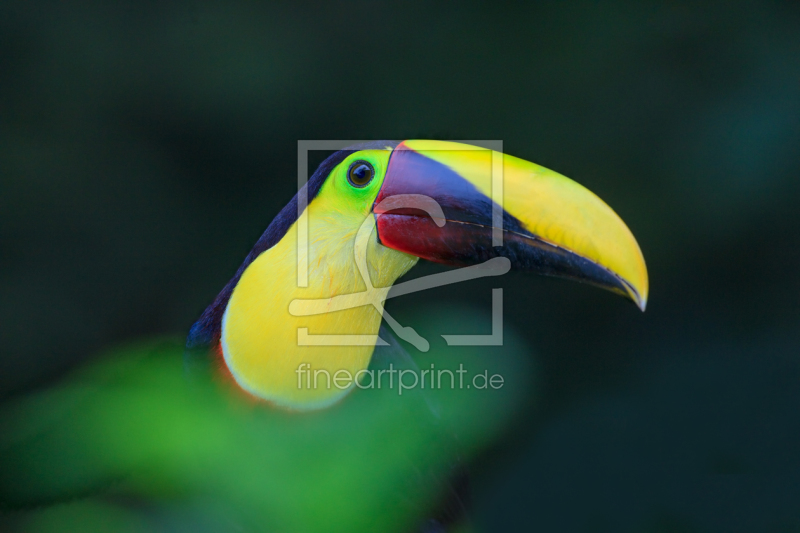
210;140;648;409
305;139;647;308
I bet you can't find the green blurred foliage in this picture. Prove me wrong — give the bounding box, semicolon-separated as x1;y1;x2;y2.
0;312;534;532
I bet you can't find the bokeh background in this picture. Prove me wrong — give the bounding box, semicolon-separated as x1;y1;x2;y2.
2;1;799;531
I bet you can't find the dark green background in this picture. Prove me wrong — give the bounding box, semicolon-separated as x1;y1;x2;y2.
2;1;799;531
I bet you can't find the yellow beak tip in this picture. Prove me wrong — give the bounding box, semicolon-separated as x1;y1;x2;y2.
630;285;648;312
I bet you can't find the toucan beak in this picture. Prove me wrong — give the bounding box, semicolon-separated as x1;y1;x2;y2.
373;140;649;311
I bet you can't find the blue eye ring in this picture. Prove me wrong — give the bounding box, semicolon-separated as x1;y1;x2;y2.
347;160;375;188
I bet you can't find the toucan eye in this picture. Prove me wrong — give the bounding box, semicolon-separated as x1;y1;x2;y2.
347;160;375;188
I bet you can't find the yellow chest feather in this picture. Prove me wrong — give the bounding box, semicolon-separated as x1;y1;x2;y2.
221;213;417;410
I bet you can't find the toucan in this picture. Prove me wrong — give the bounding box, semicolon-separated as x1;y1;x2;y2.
187;139;647;410
0;140;647;532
